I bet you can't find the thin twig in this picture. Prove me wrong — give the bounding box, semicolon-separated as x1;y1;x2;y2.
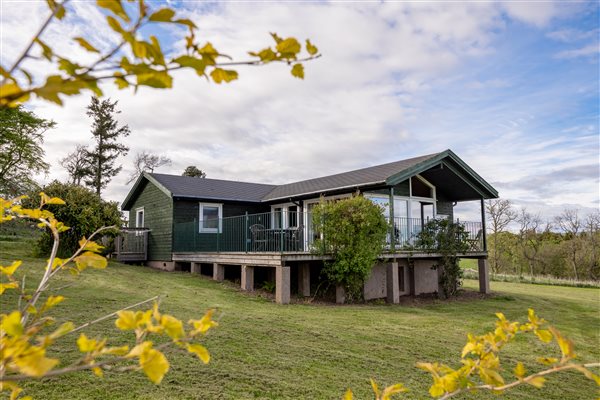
69;295;159;335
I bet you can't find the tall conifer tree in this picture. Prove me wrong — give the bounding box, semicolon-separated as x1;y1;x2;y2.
84;97;130;196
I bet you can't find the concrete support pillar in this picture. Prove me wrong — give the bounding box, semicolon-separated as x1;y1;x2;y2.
298;263;311;297
191;262;201;274
335;284;346;304
213;263;224;282
386;262;400;304
275;265;290;304
408;264;416;296
241;265;254;291
478;258;490;294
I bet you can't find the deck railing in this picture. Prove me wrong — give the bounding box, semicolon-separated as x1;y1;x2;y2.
172;211;484;254
114;228;149;261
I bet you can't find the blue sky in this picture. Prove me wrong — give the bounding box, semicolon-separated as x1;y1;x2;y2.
1;1;598;221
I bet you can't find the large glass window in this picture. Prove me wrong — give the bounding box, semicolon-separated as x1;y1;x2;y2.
199;203;222;233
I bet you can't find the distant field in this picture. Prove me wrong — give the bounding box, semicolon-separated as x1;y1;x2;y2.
2;238;599;400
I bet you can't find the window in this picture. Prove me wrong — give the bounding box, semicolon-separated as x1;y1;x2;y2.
135;208;144;228
199;203;222;233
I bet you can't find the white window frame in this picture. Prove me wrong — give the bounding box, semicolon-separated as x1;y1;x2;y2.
135;207;144;228
198;202;223;233
270;202;300;229
302;193;352;248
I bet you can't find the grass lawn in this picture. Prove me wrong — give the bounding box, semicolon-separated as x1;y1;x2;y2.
1;237;599;400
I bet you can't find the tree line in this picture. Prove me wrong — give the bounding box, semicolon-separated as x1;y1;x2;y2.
1;100;207;199
486;199;599;281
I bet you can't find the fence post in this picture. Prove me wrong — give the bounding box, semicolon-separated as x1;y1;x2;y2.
193;218;197;251
280;221;284;253
245;212;249;252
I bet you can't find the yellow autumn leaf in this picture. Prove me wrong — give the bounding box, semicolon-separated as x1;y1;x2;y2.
536;357;558;365
1;311;23;337
160;314;184;339
186;343;210;364
381;383;408;399
148;8;175;22
0;282;19;295
534;329;553;343
39;192;65;205
276;37;301;56
527;376;546;388
140;347;169;384
49;321;74;339
550;327;575;360
210;68;238;84
306;39;318;55
92;366;104;377
0;261;22;276
74;251;107;271
369;378;380;396
40;295;65;313
115;310;137;330
514;362;526;378
189;309;218;335
78;238;104;253
97;0;130;22
14;347;59;377
291;63;304;79
74;37;99;53
77;333;98;353
102;345;130;356
342;389;353;400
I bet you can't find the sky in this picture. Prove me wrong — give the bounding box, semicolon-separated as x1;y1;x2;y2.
1;0;599;222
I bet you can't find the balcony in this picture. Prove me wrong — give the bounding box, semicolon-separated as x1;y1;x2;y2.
172;211;484;255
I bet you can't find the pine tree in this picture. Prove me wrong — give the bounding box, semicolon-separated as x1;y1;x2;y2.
84;97;130;196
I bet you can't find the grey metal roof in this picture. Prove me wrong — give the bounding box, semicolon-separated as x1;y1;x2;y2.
122;150;497;210
150;173;277;202
261;152;441;201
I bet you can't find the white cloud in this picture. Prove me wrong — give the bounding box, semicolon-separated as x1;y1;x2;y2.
2;1;598;222
556;43;599;59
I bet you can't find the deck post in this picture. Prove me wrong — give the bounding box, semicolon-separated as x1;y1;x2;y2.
213;263;224;282
335;284;346;304
478;258;490;294
298;262;310;297
386;261;400;304
275;265;290;304
191;262;201;274
241;265;254;291
480;198;487;251
408;262;416;296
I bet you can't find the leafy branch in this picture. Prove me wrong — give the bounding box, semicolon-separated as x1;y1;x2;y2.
0;0;321;107
344;309;600;399
0;194;218;399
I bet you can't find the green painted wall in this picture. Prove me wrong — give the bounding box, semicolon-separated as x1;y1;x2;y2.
128;180;173;261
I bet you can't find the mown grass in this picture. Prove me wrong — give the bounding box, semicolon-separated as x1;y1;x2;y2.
1;237;599;400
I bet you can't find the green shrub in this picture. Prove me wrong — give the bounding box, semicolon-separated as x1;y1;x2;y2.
312;195;388;301
29;181;122;257
416;218;469;298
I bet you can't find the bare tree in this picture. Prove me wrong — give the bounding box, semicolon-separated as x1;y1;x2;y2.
584;212;600;280
485;199;518;274
127;151;172;184
518;208;544;278
60;145;89;186
555;209;583;280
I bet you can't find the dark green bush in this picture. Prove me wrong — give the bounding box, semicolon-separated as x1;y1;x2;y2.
30;181;122;257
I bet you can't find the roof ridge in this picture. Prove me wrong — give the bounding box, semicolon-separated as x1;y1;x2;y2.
149;172;277;188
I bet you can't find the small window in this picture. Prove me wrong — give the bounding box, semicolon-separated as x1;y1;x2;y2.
135;208;144;228
199;203;222;233
288;205;298;227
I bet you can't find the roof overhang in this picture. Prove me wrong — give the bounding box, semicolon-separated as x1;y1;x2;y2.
121;172;172;211
385;149;498;200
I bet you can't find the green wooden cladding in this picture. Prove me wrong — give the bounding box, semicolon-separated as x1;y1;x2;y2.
128;180;173;261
